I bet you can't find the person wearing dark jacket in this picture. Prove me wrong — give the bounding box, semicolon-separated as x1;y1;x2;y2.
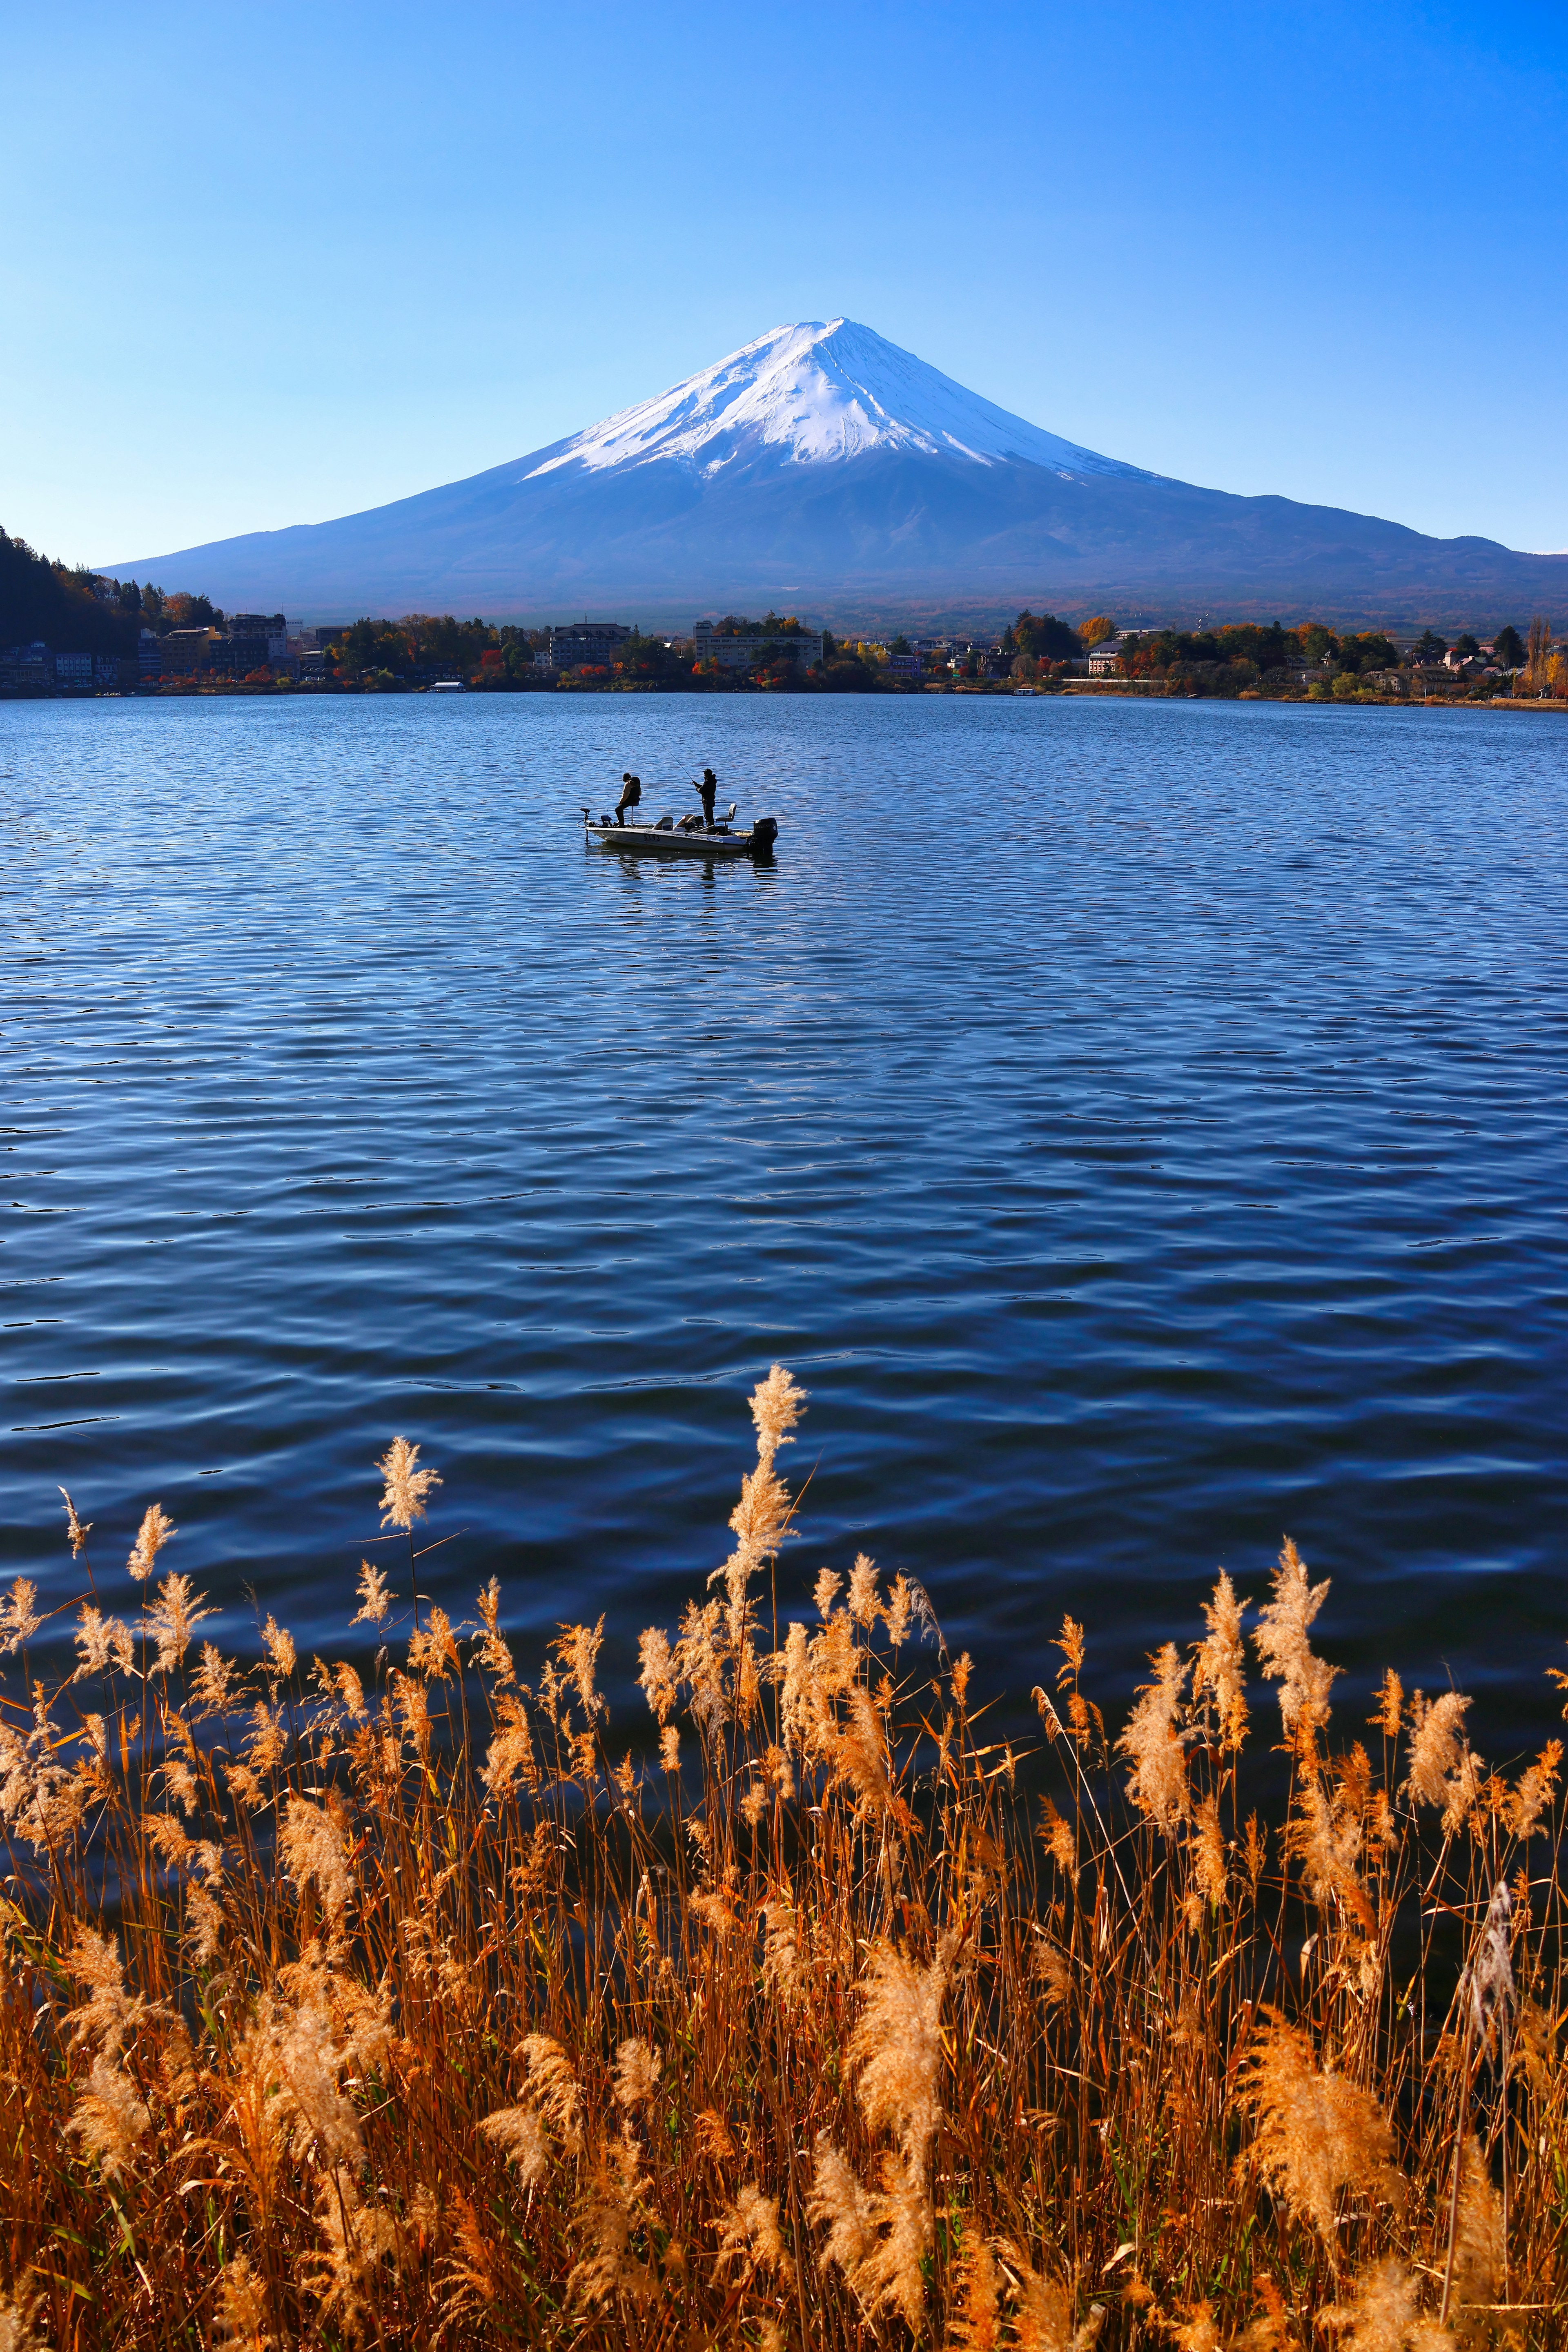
617;773;642;825
697;768;718;827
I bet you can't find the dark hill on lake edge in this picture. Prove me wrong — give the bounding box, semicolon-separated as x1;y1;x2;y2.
108;320;1568;632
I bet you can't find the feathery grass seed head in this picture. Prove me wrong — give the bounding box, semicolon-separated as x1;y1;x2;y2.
127;1501;176;1582
1254;1538;1338;1735
0;1579;42;1657
1234;2009;1404;2240
376;1436;440;1532
1119;1642;1192;1833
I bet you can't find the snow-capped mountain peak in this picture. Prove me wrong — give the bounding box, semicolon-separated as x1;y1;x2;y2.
523;318;1145;483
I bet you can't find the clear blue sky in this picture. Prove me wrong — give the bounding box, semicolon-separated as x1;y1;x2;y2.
5;0;1567;570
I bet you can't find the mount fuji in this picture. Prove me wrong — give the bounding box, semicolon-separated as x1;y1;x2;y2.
111;319;1566;628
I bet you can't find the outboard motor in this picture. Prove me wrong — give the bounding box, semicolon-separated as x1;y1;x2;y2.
749;816;778;855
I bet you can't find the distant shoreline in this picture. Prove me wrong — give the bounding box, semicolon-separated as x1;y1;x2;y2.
1055;684;1568;712
5;681;1565;712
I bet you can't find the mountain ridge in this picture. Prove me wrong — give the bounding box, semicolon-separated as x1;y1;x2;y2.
107;319;1568;630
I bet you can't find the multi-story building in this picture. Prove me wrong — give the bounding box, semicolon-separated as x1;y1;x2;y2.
138;630;164;675
0;643;51;690
1411;661;1467;695
231;613;292;662
54;650;95;686
155;628;222;675
535;621;635;672
221;635;270;675
692;620;824;671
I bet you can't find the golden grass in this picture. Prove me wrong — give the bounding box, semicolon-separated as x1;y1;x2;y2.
2;1372;1566;2348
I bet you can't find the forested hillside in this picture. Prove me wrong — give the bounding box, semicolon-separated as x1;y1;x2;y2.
0;528;186;655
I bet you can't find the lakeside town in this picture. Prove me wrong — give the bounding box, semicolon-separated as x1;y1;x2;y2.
3;521;1564;702
3;595;1565;705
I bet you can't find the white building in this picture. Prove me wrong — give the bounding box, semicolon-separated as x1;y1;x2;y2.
693;620;824;671
536;621;634;671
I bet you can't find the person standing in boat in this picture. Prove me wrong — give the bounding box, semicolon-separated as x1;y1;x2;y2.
617;773;642;825
697;768;718;828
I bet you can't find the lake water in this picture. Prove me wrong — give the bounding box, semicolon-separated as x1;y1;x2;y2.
4;693;1565;1746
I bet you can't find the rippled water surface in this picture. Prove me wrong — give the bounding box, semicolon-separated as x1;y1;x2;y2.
4;693;1565;1732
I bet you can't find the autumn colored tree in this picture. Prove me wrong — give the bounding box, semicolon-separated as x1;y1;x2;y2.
165;592;221;630
814;639;879;691
1013;610;1082;662
1079;614;1116;646
615;631;684;683
332;619;416;679
1526;614;1553;694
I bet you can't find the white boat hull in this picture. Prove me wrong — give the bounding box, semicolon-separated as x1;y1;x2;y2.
585;818;776;859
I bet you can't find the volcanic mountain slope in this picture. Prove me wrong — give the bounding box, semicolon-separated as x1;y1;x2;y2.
110;319;1566;628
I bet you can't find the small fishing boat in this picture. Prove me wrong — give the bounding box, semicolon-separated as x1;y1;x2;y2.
579;802;778;859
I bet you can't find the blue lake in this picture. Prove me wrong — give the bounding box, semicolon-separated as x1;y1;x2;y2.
3;692;1565;1742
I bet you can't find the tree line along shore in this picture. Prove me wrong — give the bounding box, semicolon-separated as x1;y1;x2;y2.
4;524;1565;703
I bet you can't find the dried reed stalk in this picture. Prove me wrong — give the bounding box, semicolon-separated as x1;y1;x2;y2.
0;1372;1564;2347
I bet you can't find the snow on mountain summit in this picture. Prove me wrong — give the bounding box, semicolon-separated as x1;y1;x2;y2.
523;318;1145;483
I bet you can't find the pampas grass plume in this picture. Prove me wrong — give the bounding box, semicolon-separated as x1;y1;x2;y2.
376;1435;440;1531
7;1365;1568;2346
126;1500;176;1582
